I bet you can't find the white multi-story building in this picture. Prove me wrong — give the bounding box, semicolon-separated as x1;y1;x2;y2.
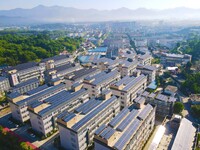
93;57;119;71
8;83;67;123
118;60;138;77
137;53;152;66
45;63;82;82
28;84;89;136
94;103;156;150
160;53;192;67
3;62;45;86
57;91;120;150
110;75;147;109
0;77;10;93
10;78;40;94
83;70;121;98
136;65;157;84
65;67;100;87
140;91;176;117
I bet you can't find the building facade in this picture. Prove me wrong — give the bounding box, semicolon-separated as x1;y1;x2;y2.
83;70;121;97
28;85;89;136
8;83;67;123
94;103;156;150
110;75;147;109
0;77;10;93
57;92;120;150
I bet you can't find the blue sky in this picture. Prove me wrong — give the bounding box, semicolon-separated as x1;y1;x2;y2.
0;0;200;10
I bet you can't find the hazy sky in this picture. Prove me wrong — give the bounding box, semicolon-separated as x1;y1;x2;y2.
0;0;200;10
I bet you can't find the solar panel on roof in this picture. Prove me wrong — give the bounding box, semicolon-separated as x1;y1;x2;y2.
104;128;116;140
117;109;139;131
114;119;141;150
38;89;87;117
72;96;117;131
137;104;153;120
95;124;107;135
109;108;130;127
100;126;112;137
63;113;76;122
123;75;145;91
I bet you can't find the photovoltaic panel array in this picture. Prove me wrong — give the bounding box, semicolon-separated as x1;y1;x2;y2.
63;113;76;122
123;74;145;91
17;83;66;106
72;96;117;131
75;99;102;115
92;70;119;85
99;126;116;140
116;109;139;132
109;108;130;127
114;119;141;150
95;124;107;135
137;104;153;120
38;89;87;117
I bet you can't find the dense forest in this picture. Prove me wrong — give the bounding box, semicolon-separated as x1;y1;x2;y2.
0;31;83;66
182;72;200;94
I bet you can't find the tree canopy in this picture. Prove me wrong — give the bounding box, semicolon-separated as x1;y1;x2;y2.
0;31;83;66
173;102;184;114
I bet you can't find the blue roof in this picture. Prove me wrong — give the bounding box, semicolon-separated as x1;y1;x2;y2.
88;47;108;53
78;55;101;64
148;81;157;90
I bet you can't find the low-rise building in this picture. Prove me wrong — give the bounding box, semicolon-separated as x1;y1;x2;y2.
94;103;156;150
160;53;192;67
28;84;89;136
0;77;10;93
164;85;178;97
57;92;120;150
8;83;67;123
110;75;147;109
65;67;100;87
136;65;157;84
10;78;40;94
140;91;176;117
83;70;121;97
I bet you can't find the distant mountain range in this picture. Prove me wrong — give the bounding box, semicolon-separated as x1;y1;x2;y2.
1;5;200;25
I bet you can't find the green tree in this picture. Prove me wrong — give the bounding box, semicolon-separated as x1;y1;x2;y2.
173;102;184;114
20;142;33;150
